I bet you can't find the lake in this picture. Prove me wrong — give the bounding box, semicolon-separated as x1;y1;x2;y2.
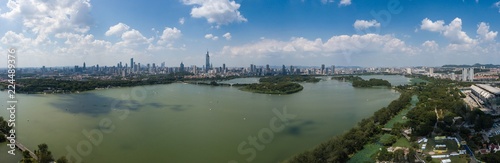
0;75;408;163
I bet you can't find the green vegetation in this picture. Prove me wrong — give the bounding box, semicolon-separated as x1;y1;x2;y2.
242;82;303;94
19;143;67;163
0;116;12;137
332;75;391;88
286;92;412;162
259;75;320;83
392;137;411;148
239;75;319;94
480;152;500;162
346;143;381;163
379;134;397;146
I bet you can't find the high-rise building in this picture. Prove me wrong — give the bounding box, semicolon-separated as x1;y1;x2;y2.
250;64;254;73
321;64;325;75
429;67;434;75
83;62;86;70
282;65;286;75
205;51;210;73
331;65;335;75
130;58;134;69
180;62;185;72
290;65;294;75
469;68;474;82
462;68;468;81
222;63;226;73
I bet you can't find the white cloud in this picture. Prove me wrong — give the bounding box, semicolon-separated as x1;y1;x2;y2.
179;17;185;25
223;32;231;40
353;20;380;30
105;23;130;36
0;0;92;40
442;18;476;44
477;22;497;42
221;34;416;57
182;0;247;25
420;18;445;32
204;34;218;40
339;0;352;6
420;17;476;45
158;27;182;44
422;40;439;51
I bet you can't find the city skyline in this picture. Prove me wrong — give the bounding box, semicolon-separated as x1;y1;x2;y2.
1;0;500;67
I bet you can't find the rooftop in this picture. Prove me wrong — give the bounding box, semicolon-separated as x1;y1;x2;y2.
476;84;500;95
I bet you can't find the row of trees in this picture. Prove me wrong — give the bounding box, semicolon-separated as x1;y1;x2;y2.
332;76;391;88
259;75;321;83
286;92;412;162
20;143;68;163
243;82;303;94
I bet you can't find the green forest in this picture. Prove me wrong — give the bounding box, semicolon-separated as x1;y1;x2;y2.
332;75;391;87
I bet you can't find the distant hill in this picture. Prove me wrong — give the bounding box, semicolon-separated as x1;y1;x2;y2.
442;63;500;68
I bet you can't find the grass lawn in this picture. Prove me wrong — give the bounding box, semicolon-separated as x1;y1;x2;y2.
347;143;382;163
393;137;411;148
384;95;418;128
384;108;410;128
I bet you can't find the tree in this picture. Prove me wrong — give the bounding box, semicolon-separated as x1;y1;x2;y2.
408;148;417;163
35;143;54;163
393;149;406;163
56;156;69;163
20;151;34;163
378;147;392;161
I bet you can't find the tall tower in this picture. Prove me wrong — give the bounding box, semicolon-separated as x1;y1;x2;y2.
130;58;134;69
462;68;468;81
180;62;185;72
83;62;86;70
205;51;210;73
469;68;474;82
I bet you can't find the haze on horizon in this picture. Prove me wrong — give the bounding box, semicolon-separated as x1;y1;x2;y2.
0;0;499;68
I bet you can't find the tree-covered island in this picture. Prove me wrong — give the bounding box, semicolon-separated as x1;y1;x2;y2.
332;75;391;88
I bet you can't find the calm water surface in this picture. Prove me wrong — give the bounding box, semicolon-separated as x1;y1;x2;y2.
0;75;408;163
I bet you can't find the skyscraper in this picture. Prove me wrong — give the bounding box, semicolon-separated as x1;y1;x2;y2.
469;68;474;82
321;64;325;75
180;62;185;72
130;58;134;69
462;68;468;81
282;65;286;75
205;51;210;73
83;62;86;70
222;63;226;73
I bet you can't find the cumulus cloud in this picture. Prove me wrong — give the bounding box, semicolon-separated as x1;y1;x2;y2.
182;0;247;25
477;22;497;42
205;34;218;40
223;32;231;40
221;34;416;57
158;27;182;44
179;17;185;25
420;17;476;44
420;18;445;32
0;0;92;41
422;40;439;51
353;20;380;30
105;23;130;36
339;0;352;6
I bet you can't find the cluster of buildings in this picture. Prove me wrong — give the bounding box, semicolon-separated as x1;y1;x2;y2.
468;84;500;113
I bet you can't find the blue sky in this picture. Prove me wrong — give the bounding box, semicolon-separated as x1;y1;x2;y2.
1;0;500;67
